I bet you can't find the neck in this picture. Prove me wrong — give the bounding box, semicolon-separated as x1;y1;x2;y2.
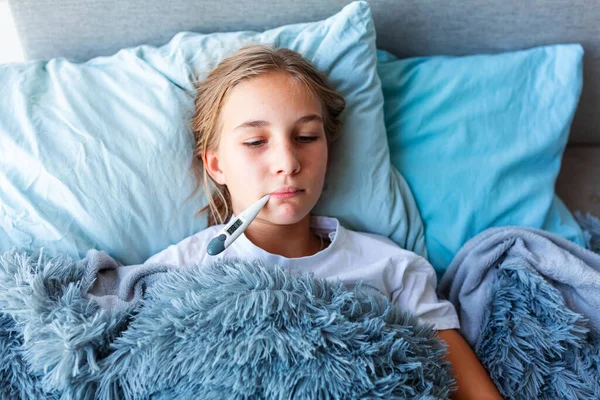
242;214;322;258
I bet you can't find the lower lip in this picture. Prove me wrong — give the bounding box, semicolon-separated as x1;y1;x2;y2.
270;190;304;199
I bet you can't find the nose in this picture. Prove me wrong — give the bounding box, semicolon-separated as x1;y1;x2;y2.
270;139;301;176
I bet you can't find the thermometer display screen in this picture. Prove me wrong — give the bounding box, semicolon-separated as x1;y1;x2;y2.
227;219;243;235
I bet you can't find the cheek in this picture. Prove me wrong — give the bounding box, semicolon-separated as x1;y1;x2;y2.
310;144;329;177
225;151;268;183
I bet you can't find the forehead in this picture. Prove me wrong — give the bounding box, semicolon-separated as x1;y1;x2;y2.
221;72;323;121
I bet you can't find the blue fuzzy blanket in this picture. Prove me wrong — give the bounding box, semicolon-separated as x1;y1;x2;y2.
0;250;454;399
440;220;600;399
2;215;600;399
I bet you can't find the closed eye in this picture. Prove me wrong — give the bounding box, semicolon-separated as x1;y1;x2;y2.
243;136;319;147
296;136;319;143
243;140;267;147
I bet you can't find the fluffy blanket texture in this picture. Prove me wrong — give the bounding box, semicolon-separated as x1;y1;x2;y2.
440;219;600;400
2;213;600;399
479;263;600;399
0;250;454;399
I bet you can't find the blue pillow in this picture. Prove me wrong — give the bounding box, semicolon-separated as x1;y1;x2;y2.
0;1;426;264
377;45;586;277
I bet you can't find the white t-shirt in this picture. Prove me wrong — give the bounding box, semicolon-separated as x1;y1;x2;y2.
145;216;460;330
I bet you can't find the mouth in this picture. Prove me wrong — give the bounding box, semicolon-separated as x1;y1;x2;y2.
270;187;304;199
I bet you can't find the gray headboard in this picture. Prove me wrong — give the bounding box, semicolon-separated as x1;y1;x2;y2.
8;0;600;216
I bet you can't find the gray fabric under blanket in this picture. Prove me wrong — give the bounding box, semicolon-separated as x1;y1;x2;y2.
81;249;178;312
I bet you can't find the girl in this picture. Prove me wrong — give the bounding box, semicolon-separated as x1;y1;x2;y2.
146;44;502;400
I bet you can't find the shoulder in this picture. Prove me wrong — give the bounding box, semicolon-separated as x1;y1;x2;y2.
144;224;224;265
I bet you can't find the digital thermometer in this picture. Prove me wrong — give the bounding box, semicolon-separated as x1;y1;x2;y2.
206;194;271;256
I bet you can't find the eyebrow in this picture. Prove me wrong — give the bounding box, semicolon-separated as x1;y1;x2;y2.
233;114;323;131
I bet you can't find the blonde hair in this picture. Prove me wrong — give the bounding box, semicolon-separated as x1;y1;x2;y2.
192;44;346;226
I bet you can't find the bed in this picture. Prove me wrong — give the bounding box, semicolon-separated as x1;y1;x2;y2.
2;0;600;398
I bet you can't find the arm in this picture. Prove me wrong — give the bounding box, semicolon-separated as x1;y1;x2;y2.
437;329;503;400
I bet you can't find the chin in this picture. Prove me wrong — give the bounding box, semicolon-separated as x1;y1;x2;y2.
266;205;311;226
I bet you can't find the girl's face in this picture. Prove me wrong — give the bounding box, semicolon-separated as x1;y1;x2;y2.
205;71;329;225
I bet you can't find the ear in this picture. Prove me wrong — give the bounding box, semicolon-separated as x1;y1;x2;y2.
203;149;226;185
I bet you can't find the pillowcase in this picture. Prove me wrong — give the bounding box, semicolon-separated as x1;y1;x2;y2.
377;45;586;277
0;1;426;265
